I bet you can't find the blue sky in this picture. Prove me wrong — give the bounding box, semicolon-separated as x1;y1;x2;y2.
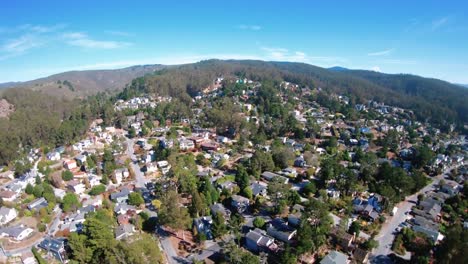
1;0;467;83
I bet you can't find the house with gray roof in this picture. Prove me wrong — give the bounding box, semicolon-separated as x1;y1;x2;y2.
38;237;67;263
320;250;349;264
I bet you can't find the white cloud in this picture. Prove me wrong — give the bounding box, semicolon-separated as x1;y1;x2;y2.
367;48;394;56
63;32;132;49
105;30;133;37
238;24;262;31
371;66;381;72
432;17;449;31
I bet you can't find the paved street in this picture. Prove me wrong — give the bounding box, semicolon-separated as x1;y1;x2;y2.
125;138;147;188
370;167;452;263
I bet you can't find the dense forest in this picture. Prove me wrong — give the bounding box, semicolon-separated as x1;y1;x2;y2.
0;89;115;165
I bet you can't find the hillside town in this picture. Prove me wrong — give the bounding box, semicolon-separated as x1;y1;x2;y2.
0;76;465;264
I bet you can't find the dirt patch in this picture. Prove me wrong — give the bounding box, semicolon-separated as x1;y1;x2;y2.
0;99;14;118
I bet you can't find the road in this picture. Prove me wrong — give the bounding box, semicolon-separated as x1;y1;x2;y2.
125;138;147;188
157;228;190;264
370;167;452;263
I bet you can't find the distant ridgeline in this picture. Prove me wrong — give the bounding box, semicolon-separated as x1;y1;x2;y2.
118;60;468;131
0;59;466;164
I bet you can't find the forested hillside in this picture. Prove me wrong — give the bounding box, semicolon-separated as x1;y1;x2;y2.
0;89;115;164
120;60;468;129
1;59;466;164
0;64;165;98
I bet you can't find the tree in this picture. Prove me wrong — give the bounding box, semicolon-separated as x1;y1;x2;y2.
62;192;80;212
158;190;191;231
25;183;34;195
68;232;93;263
32;184;44;198
128;127;137;138
302;182;316;197
190;191;207;217
89;185;106;196
128;192;145;206
236;165;250;190
267;176;289;213
212;212;228;238
151;199;162;209
253;217;266;229
61;170;73;181
349;221;361;237
362;238;379;250
435;223;468;264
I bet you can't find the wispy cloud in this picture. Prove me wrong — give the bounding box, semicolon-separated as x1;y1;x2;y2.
105;30;133;37
367;48;394;56
0;24;63;60
260;46;346;65
63;32;132;49
238;24;262;31
432;16;450;31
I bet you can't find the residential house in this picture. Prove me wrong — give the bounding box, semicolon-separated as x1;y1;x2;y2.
114;204;139;215
75;154;87;165
245;228;278;253
63;160;77;170
352;248;369;264
193;216;213;240
0;225;33;241
0;190;19;202
88;174;102;187
53;188;67;200
46;151;61;161
156;160;171;174
0;207;17;225
179;139;195;150
28;197;48;211
115;224;136;240
110;188;130;203
440;181;459;196
145;162;158;173
294;157;306;168
201;143;218;152
250;182;268;197
231;195;250;213
210;203;231;219
67;180;86;195
218;181;237;193
266;218;297;243
38;237;68;263
320;251;349;264
412;216;441;242
261;171;289;184
114;168;130;184
331;227;355;251
160;139;174;149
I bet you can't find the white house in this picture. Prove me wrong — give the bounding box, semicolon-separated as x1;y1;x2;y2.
0;225;34;241
63;160;77;170
47;151;61;161
88;174;102;187
146;162;158;173
0;207;17;225
67;180;86;195
179;139;195;150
